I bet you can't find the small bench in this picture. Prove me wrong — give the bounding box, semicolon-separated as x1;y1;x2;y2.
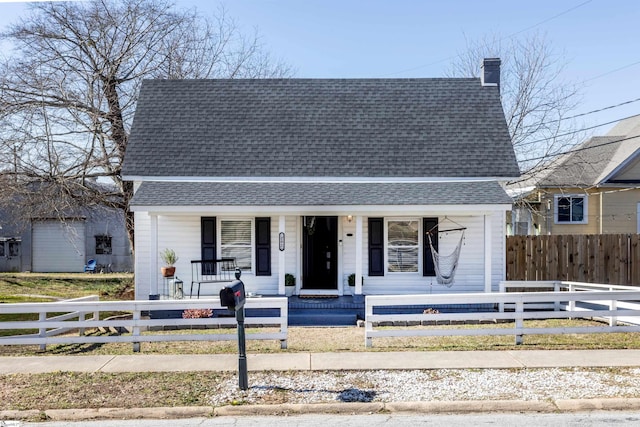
190;259;240;299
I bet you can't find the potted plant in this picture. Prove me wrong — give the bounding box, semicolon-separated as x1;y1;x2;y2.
348;273;363;287
285;273;295;296
160;248;178;277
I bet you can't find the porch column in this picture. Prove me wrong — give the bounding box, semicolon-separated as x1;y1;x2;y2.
149;214;159;296
278;215;286;295
484;214;492;293
355;215;363;295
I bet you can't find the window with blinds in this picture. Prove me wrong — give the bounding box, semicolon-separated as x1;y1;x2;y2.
220;219;253;271
387;219;419;273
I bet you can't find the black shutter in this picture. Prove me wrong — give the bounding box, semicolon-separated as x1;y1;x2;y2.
201;217;216;261
255;217;271;276
368;217;384;276
423;217;438;276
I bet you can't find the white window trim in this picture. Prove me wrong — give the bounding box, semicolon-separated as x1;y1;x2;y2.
218;217;255;274
384;217;422;275
554;194;588;224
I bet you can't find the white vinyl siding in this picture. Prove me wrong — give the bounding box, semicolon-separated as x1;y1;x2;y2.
491;211;507;291
133;212;151;299
132;210;508;298
32;220;85;273
363;215;501;294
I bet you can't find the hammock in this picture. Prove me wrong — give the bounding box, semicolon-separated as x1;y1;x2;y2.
427;227;465;287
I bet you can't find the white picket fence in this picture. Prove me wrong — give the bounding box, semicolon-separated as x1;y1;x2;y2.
0;296;288;351
6;282;640;351
499;281;640;321
364;287;640;348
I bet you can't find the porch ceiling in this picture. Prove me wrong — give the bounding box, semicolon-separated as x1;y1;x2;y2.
130;181;512;207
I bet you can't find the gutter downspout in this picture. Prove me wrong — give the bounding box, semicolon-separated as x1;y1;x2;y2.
546;199;552;235
599;191;603;234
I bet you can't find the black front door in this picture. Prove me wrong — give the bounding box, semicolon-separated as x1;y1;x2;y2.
302;216;338;290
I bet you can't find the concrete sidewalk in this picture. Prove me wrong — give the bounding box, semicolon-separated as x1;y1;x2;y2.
3;349;640;374
4;350;640;421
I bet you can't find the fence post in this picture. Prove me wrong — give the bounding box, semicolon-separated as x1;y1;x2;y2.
610;298;618;327
79;311;86;336
132;309;141;353
515;301;524;345
554;281;560;311
38;312;46;352
280;301;288;349
365;297;373;348
569;283;575;318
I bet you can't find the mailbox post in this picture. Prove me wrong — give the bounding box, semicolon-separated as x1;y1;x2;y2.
219;280;248;390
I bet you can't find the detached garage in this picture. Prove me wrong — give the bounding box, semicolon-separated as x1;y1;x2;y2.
32;220;86;273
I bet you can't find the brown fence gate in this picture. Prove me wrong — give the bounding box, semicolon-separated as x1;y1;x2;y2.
506;234;640;285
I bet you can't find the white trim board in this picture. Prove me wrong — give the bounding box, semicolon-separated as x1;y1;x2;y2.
131;204;513;215
123;176;518;183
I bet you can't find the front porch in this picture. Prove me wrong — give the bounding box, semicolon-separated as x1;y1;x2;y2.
137;210;505;303
152;289;498;326
152;291;365;326
288;295;364;326
287;295;497;326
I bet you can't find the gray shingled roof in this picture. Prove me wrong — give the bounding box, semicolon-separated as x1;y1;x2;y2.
129;181;513;207
537;115;640;187
122;79;519;179
537;136;624;187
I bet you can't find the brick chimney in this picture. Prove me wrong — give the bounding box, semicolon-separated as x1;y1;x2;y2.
481;58;501;88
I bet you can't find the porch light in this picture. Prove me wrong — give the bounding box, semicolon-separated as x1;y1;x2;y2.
347;215;353;223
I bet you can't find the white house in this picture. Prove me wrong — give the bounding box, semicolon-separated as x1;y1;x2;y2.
122;58;520;301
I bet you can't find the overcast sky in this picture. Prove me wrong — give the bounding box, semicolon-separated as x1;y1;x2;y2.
1;0;638;134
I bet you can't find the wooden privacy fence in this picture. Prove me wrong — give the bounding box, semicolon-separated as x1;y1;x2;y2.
506;234;640;285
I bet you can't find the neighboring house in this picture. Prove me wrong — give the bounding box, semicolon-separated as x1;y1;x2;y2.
122;58;520;300
0;205;133;273
509;115;640;235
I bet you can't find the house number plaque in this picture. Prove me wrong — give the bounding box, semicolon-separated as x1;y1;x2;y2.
279;232;285;251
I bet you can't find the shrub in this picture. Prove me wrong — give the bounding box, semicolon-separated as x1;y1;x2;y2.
285;273;295;286
182;308;213;319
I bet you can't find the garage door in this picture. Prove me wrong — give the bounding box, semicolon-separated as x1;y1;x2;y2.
32;220;86;272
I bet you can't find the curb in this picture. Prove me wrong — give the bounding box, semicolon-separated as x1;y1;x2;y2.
383;400;557;414
214;402;385;416
555;398;640;412
4;398;640;421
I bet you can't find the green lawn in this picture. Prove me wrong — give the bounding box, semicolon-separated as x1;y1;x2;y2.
0;273;134;337
0;272;134;303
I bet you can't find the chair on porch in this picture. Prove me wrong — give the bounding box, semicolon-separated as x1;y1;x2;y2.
84;259;97;273
190;258;240;298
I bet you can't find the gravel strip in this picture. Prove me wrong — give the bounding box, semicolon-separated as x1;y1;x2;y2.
208;368;640;406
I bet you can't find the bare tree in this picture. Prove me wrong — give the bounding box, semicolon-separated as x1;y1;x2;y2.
0;0;293;250
447;32;583;174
